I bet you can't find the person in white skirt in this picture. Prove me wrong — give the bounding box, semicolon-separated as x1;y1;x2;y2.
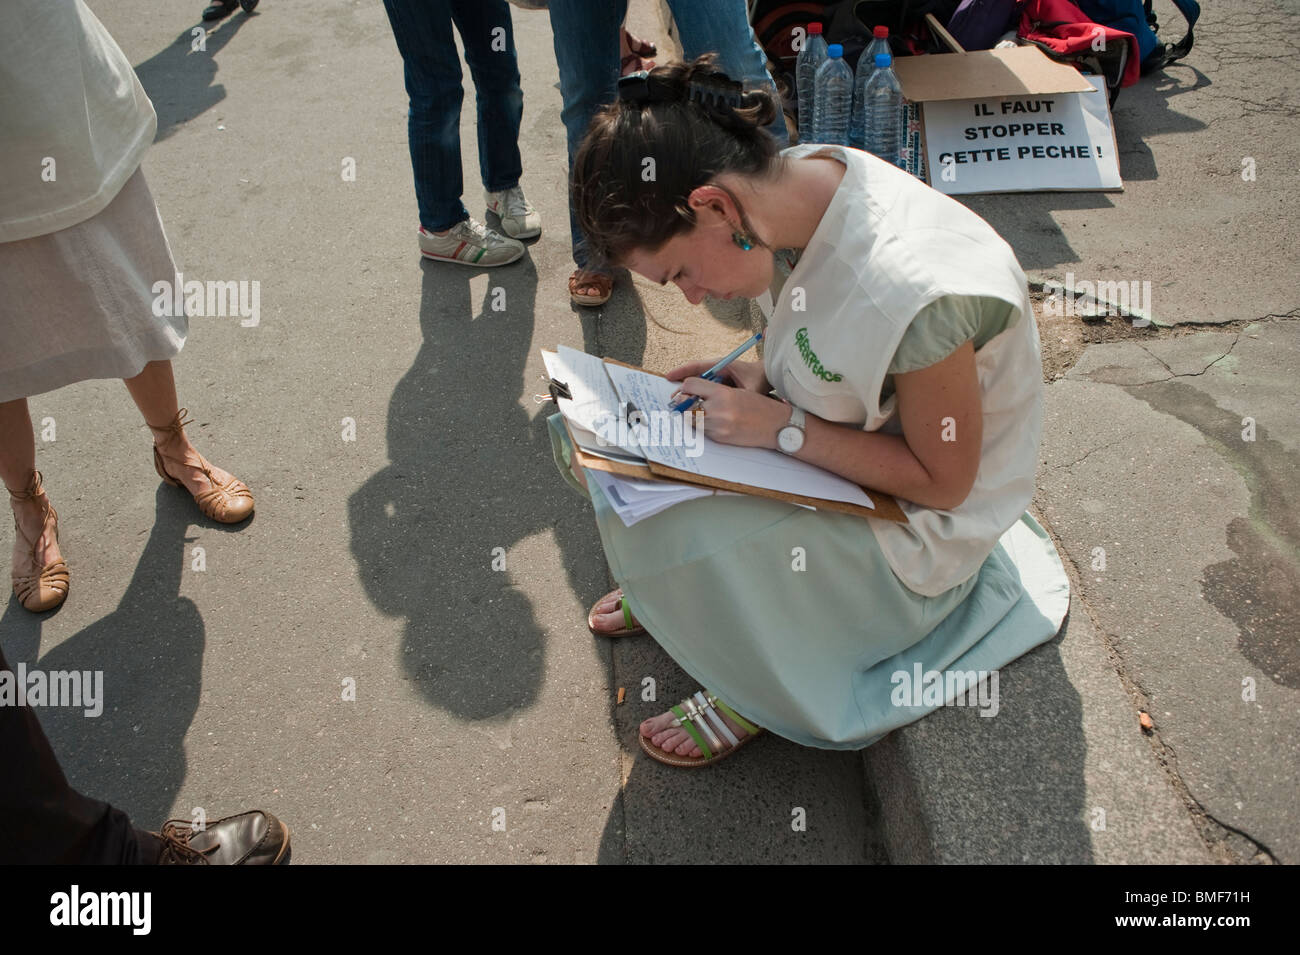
1;0;254;613
552;58;1070;768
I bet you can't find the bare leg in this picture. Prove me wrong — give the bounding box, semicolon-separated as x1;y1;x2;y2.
122;360;239;497
0;398;60;569
0;398;36;490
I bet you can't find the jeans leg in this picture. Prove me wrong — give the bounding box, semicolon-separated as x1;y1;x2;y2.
450;0;524;194
667;0;789;147
547;0;628;270
382;0;469;232
0;644;160;863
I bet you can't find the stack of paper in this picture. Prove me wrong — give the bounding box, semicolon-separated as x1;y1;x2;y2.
586;470;720;526
541;344;878;525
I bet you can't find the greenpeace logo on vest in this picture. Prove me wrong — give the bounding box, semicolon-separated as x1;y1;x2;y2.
1042;273;1152;326
151;272;260;327
890;663;999;717
794;328;843;382
49;885;151;935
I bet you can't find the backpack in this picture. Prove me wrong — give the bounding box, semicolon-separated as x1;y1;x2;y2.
946;0;1022;51
1073;0;1199;74
1018;0;1141;103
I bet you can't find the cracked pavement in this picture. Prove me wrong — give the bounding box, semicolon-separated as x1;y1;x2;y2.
1038;318;1299;862
2;0;1293;864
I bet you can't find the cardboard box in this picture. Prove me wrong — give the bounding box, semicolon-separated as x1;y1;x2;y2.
892;46;1122;195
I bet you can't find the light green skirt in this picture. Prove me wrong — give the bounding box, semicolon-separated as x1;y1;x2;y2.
549;414;1069;750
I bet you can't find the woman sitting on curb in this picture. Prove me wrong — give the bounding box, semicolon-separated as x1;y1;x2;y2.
548;57;1070;768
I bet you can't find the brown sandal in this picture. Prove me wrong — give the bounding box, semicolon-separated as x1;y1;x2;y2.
569;269;613;307
587;588;646;637
620;53;656;76
8;470;69;613
148;409;255;524
621;28;656;59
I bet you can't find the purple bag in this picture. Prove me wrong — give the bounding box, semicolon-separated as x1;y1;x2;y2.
946;0;1020;50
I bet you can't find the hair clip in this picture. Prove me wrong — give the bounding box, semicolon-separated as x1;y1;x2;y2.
687;74;744;110
617;70;674;106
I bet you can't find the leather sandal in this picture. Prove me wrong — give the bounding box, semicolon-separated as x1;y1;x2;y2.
569;269;613;307
8;470;69;613
639;690;765;768
148;409;255;524
622;28;656;59
621;53;656;76
587;587;646;637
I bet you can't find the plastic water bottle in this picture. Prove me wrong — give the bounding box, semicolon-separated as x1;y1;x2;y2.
850;29;891;149
865;24;891;66
812;44;853;146
795;22;828;144
863;53;904;166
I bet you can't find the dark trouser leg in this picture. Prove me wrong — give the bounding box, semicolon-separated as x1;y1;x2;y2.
547;0;628;269
0;643;160;863
451;0;524;193
382;0;470;232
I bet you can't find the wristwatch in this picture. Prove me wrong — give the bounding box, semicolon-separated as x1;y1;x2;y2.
777;405;806;455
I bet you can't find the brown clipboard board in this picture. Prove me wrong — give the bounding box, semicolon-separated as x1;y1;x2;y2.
566;358;907;524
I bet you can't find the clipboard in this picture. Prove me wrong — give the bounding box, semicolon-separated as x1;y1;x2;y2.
566;358;908;524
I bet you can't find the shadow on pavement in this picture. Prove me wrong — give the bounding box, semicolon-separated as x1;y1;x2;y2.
962;63;1209;272
134;13;254;142
348;255;607;720
0;485;206;830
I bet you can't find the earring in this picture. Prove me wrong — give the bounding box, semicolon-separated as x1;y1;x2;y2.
732;231;754;251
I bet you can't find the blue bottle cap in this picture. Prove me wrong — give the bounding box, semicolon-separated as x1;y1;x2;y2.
828;43;843;57
875;53;892;68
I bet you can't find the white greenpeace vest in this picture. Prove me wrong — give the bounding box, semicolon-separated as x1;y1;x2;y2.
756;145;1044;597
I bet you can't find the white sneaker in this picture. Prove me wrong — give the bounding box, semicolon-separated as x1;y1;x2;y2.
485;185;541;240
418;217;524;267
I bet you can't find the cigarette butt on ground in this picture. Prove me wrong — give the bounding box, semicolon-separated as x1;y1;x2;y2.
617;687;626;705
1139;711;1154;731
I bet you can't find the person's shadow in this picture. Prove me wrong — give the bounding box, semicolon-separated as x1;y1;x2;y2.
0;485;206;829
349;256;616;719
133;13;255;142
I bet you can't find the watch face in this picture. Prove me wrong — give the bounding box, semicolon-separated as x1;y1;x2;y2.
778;426;804;454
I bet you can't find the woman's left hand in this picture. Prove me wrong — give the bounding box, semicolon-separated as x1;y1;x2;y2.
676;376;790;449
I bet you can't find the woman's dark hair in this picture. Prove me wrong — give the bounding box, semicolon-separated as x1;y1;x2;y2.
571;54;782;268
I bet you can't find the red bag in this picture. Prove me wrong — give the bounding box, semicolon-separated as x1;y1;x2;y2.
1018;0;1140;102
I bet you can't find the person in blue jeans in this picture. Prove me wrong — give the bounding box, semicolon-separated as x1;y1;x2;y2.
382;0;541;267
548;0;788;304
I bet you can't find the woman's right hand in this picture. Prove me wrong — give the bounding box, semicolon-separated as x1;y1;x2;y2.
666;357;769;394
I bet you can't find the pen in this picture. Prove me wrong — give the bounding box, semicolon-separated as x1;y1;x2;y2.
669;331;763;413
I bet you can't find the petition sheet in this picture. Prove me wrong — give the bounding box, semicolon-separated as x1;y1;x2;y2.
541;348;643;457
602;362;874;509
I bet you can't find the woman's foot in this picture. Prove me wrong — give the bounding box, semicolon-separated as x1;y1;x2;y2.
588;587;644;636
569;268;613;306
8;471;69;612
619;26;657;76
149;411;254;524
640;692;756;759
621;27;656;63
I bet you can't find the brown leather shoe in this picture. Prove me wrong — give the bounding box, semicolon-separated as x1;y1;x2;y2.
155;810;290;865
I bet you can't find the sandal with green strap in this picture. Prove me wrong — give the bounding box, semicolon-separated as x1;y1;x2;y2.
639;690;765;768
587;587;646;637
